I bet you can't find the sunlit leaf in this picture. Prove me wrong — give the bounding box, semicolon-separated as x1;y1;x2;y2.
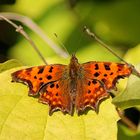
124;44;140;65
118;124;140;140
0;59;22;73
112;65;140;109
0;67;119;140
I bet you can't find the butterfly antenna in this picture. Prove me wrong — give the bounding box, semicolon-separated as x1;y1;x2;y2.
54;33;70;57
0;15;48;65
83;26;129;64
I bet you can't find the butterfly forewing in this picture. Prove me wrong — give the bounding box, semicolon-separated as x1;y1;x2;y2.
82;62;132;90
12;64;66;95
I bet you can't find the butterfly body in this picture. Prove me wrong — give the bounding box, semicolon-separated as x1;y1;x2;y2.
12;54;133;115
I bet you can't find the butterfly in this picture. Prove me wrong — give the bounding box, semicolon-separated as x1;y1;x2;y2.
11;54;134;115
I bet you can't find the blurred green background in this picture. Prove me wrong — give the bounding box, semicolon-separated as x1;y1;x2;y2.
0;0;140;139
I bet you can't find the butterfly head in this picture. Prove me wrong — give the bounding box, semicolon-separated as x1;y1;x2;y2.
71;54;79;64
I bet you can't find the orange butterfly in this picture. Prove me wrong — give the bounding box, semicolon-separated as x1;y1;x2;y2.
11;53;134;115
11;27;140;115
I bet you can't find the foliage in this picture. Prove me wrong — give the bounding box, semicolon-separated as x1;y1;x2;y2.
0;0;140;139
0;62;119;140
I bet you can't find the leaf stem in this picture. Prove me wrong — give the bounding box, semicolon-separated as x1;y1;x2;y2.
117;108;137;131
0;15;48;65
83;26;128;64
0;12;69;58
84;26;140;78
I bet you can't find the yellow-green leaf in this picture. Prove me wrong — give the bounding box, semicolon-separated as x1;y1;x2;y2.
0;67;119;140
0;59;22;73
112;65;140;109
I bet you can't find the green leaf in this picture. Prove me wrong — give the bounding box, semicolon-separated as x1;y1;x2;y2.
112;65;140;109
8;2;126;66
0;59;23;73
2;0;61;18
124;44;140;65
118;124;140;140
0;68;119;140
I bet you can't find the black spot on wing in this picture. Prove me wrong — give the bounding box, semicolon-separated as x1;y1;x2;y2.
39;77;42;80
56;84;59;88
34;76;37;79
47;75;52;80
49;66;53;73
26;72;31;76
88;90;91;94
38;67;44;74
101;78;106;83
117;64;126;72
118;68;122;71
104;64;111;70
94;72;100;77
104;74;107;77
50;83;54;88
110;72;113;75
94;64;99;70
88;81;91;86
56;92;59;96
92;79;97;84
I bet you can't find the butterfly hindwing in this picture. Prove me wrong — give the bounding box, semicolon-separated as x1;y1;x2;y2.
39;80;72;115
12;64;66;96
82;62;132;90
75;78;108;113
